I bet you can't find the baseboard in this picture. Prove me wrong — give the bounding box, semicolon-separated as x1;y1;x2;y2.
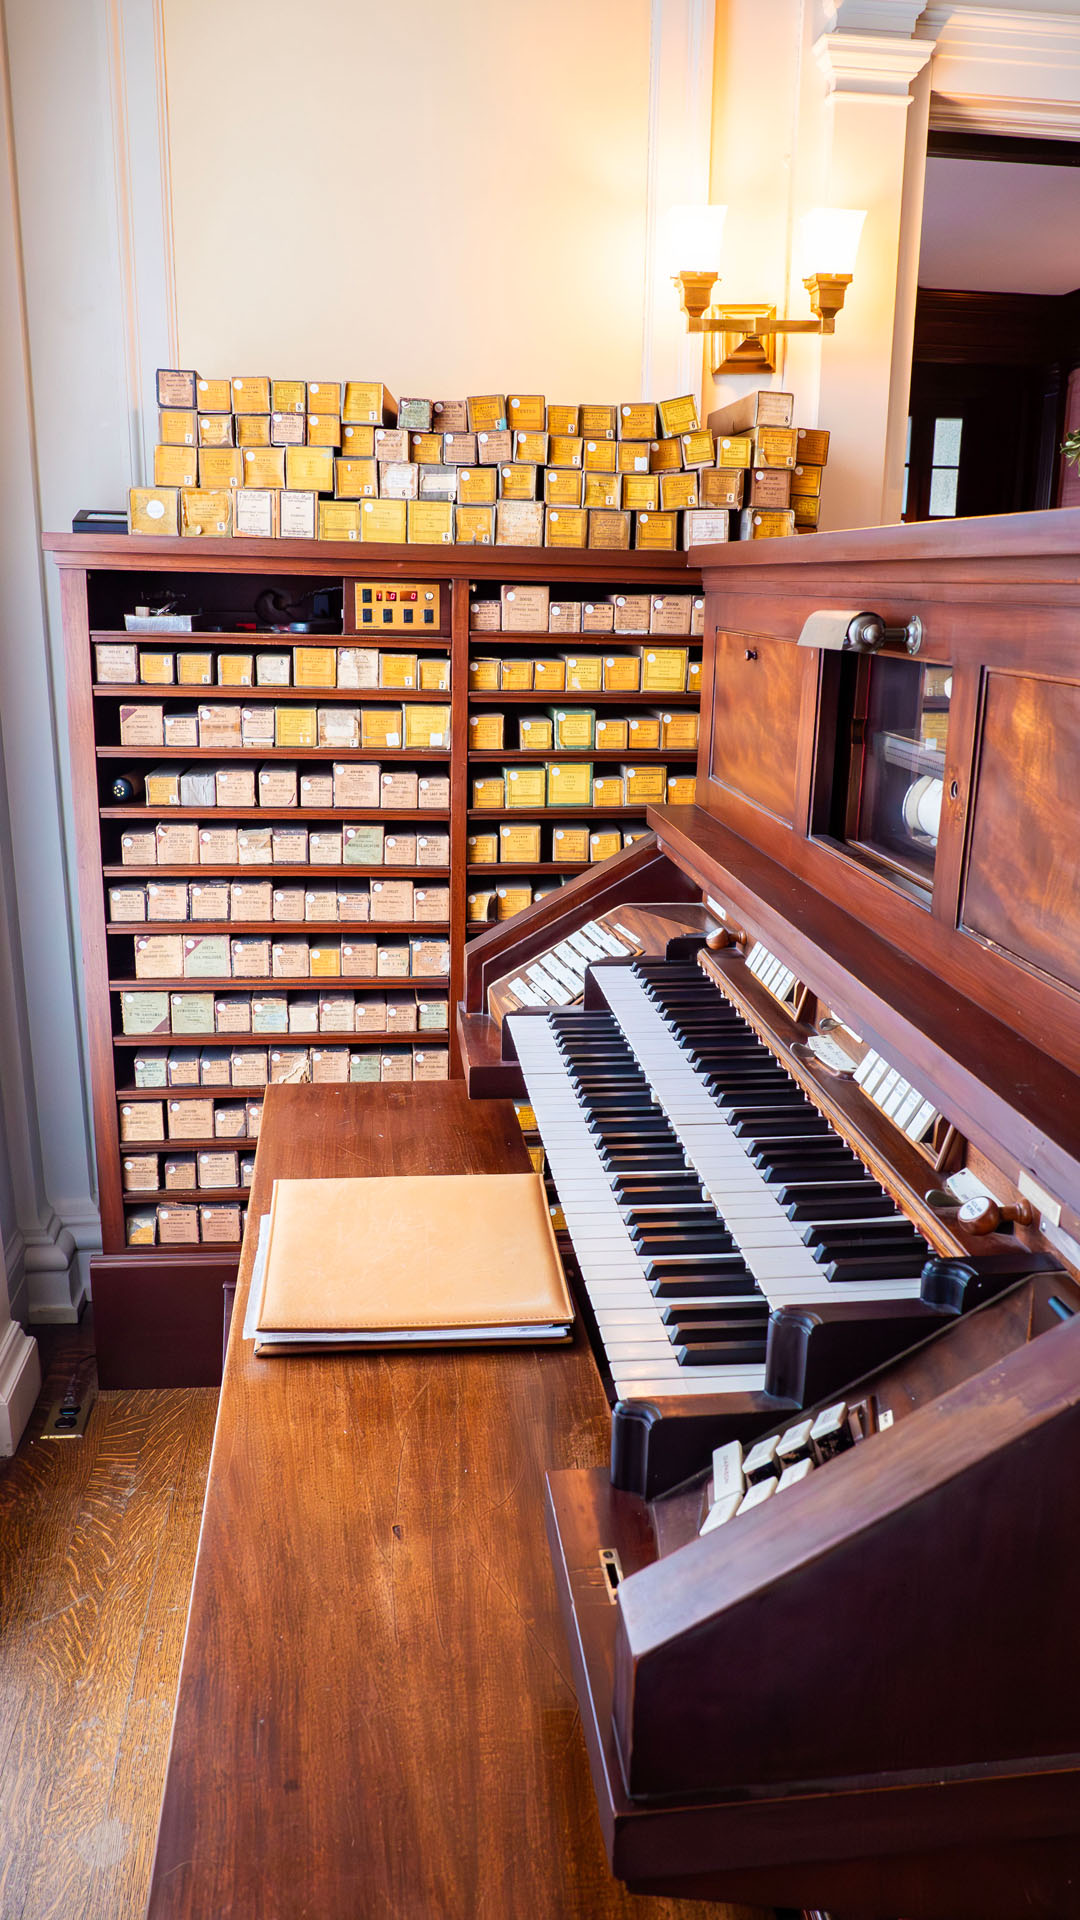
0;1317;41;1455
22;1205;96;1324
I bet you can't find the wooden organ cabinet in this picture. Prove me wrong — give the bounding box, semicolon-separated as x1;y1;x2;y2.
459;509;1080;1918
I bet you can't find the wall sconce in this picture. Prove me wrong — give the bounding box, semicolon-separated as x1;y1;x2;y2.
671;205;866;374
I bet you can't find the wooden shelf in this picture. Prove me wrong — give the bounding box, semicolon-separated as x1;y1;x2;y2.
467;806;651;821
122;1186;249;1204
101;807;449;823
92;628;453;648
466;862;593;877
111;975;448;991
94;684;450;702
108;920;450;936
97;746;451;761
112;1024;449;1050
468;748;695;763
467;689;699;704
468;630;701;644
104;864;448;881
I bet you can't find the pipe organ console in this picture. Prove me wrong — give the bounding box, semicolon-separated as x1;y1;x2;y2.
458;510;1080;1918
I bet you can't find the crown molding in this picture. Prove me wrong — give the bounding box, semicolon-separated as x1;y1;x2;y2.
815;29;937;97
820;2;930;33
929;91;1080;136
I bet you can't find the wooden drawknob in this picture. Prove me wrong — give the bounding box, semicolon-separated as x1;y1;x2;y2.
706;928;737;950
957;1195;1036;1235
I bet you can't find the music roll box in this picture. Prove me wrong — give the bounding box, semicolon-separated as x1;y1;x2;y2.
546;762;592;806
592;774;625;806
545;469;583;508
741;508;796;539
660;472;698;511
153;445;197;488
562;654;602;694
507;395;546;431
795;426;830;465
642;645;690;692
472;777;504;809
157;369;197;409
589;829;622;862
414;886;449;921
415;830;449;866
499;821;542;862
622;763;667;803
197;415;235;449
594;718;628;751
119;1099;165;1143
467;832;499;864
501;584;549;631
120;705;164;747
467;394;508;433
627;714;661;750
518;718;553;751
129;489;180;536
342;382;397;424
552;825;588;861
650;596;692;635
666;772;697;805
545;508;587;548
617;442;651;477
230;376;270;412
498;764;543;810
495;502;543;547
458;467;497;505
456;506;495;544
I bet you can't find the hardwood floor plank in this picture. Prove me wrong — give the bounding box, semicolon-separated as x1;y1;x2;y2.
0;1330;215;1920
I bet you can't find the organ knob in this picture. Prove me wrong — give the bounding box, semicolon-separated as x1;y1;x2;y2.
705;928;737;950
956;1195;1035;1235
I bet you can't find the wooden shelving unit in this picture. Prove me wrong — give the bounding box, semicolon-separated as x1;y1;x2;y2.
46;535;702;1382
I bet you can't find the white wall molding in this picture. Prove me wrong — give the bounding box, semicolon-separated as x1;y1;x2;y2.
0;1316;40;1456
922;3;1080;137
640;0;717;406
820;2;929;35
104;0;179;486
815;29;937;97
929;91;1080;135
23;1207;93;1323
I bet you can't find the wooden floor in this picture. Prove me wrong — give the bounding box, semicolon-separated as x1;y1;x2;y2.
0;1314;217;1920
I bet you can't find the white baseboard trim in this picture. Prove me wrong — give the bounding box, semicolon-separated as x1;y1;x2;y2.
0;1317;41;1455
21;1204;97;1324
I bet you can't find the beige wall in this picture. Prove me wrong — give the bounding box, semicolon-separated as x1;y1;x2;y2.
163;0;654;400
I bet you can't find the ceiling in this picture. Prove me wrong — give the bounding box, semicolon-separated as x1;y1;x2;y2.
918;156;1080;295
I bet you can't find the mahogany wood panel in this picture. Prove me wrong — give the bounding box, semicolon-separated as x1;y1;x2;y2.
692;512;1080;1086
45;532;700;585
708;632;810;826
91;1253;237;1388
963;669;1080;994
145;1083;757;1920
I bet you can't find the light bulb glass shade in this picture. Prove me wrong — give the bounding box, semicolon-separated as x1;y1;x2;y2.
797;207;866;279
663;203;727;276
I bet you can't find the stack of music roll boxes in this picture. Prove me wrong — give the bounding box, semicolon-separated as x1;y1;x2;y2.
131;375;828;547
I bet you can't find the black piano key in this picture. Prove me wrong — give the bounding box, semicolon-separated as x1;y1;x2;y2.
668;1314;769;1342
783;1189;894;1220
645;1252;751;1281
823;1252;930;1284
675;1339;769;1366
632;1232;738;1256
731;1116;832;1140
803;1221;923;1251
810;1234;927;1266
650;1272;757;1298
661;1301;767;1324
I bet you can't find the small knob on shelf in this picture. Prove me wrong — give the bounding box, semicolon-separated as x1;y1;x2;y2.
956;1195;1036;1235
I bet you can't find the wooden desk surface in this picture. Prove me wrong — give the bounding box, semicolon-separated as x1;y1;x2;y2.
146;1085;758;1920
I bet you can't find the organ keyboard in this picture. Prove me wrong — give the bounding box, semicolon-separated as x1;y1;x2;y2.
457;509;1080;1914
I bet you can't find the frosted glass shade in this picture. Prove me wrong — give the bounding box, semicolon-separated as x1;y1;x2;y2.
797;207;866;278
664;203;728;275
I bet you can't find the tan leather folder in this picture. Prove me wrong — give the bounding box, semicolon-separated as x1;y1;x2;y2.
253;1171;574;1351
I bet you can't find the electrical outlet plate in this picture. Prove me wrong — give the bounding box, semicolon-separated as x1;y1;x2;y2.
40;1394;94;1440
